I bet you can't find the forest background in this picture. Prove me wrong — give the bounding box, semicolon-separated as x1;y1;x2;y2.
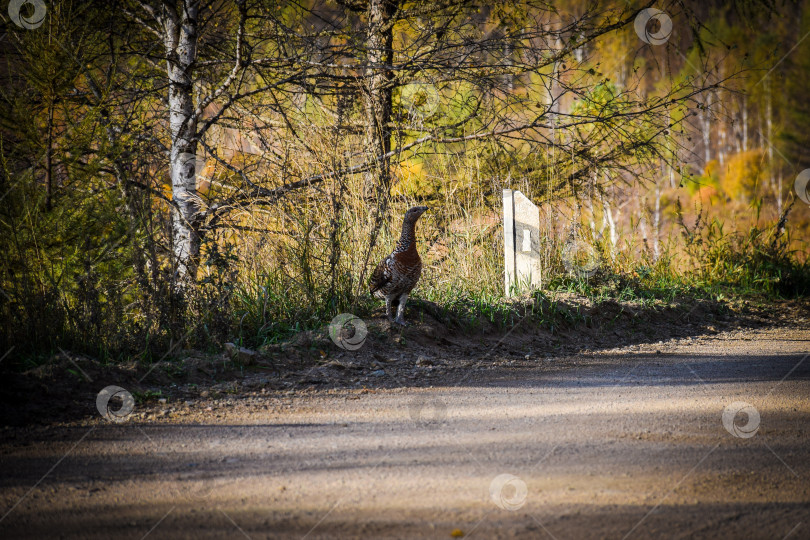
1;0;808;367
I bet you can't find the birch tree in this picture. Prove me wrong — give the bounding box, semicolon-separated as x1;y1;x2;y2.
123;0;238;284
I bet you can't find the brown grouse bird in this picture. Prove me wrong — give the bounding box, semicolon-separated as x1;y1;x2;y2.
369;206;428;326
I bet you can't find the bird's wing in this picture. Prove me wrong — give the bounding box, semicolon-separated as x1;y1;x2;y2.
369;255;393;294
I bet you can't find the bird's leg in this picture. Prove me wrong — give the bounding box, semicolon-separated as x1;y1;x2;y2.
394;293;409;326
385;296;395;323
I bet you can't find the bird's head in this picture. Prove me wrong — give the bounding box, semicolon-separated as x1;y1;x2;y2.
404;206;428;223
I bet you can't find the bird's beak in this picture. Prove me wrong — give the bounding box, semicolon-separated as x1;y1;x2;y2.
417;206;428;215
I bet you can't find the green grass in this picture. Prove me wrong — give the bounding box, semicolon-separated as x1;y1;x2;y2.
2;190;807;369
226;217;808;351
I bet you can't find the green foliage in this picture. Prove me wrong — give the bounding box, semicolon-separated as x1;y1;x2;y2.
0;150;136;360
677;210;810;297
132;389;163;404
571;82;620;116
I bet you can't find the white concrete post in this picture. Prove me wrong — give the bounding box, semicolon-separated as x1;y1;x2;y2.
503;189;542;296
503;189;516;295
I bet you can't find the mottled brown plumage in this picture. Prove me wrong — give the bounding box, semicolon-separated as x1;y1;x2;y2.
369;206;428;326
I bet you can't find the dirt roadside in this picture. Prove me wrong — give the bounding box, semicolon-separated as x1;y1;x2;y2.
1;295;805;427
1;315;809;539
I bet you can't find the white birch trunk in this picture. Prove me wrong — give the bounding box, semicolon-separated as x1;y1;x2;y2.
162;1;201;283
652;182;661;261
639;212;649;256
718;100;726;166
601;180;617;261
587;172;597;237
702;92;712;167
742;95;748;152
765;80;781;213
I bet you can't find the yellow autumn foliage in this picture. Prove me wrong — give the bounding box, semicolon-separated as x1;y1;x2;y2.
720;149;766;201
391;159;440;197
704;159;720;181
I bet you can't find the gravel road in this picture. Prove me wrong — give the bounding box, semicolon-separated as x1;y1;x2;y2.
1;325;809;539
